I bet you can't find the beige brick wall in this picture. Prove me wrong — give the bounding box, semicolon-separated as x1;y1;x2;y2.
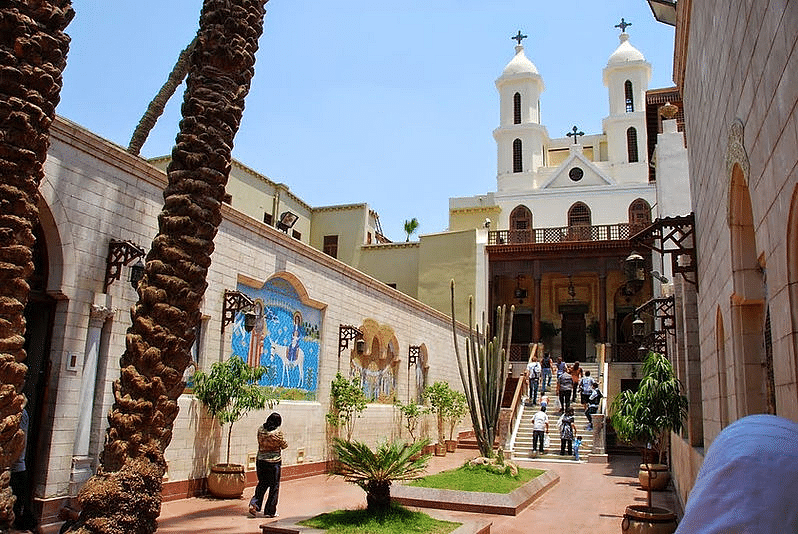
37;118;471;499
671;0;798;502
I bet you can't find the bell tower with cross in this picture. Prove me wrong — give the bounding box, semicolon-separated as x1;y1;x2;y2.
494;30;547;192
601;18;651;172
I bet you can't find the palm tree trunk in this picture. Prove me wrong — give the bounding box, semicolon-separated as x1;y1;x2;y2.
366;480;391;513
67;1;268;532
0;1;73;530
127;37;197;156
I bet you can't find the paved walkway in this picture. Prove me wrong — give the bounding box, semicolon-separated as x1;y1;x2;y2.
157;449;678;533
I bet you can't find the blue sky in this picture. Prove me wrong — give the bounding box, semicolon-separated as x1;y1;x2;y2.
58;1;675;242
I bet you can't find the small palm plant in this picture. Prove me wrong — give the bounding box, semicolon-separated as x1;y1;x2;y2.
332;438;431;513
403;217;419;242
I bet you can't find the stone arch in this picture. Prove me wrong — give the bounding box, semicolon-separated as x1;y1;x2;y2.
36;195;68;294
715;306;729;428
263;271;326;311
727;120;768;417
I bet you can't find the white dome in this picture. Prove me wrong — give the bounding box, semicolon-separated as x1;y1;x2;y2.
607;33;645;65
500;45;539;77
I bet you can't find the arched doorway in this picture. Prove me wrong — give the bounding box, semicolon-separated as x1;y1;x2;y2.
21;223;57;525
728;162;772;416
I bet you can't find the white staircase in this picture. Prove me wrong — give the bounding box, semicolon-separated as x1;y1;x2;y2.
510;361;600;462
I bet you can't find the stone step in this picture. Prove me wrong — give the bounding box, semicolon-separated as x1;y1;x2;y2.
510;402;598;461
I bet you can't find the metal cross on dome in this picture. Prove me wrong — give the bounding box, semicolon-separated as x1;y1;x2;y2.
615;18;632;33
511;30;528;45
567;126;585;144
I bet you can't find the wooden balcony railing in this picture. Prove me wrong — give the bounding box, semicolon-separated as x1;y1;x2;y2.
488;223;646;246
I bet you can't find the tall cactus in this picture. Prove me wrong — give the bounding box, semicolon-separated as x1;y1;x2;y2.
449;280;513;458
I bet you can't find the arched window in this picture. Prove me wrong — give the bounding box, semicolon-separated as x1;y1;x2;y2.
627;127;639;163
513;92;522;124
628;198;651;232
567;202;591;240
509;205;532;243
624;80;634;112
513;138;523;173
568;202;591;226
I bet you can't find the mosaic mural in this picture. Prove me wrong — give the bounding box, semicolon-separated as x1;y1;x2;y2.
349;319;400;403
231;276;320;400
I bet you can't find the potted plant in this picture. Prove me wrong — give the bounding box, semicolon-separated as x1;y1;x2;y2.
326;372;367;442
445;390;468;452
395;398;427;444
611;351;686;533
193;355;278;498
423;381;452;456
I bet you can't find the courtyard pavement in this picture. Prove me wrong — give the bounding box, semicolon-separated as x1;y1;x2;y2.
156;448;678;534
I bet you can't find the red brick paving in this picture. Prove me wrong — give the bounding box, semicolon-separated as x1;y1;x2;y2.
157;449;678;533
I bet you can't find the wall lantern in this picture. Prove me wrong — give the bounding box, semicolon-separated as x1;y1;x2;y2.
104;239;146;293
646;0;677;26
129;258;146;290
632;315;646;338
408;345;421;370
276;211;299;233
624;251;646;283
221;289;255;333
338;324;363;372
514;276;527;303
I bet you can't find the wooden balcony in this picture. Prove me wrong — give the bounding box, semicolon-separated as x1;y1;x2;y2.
488;223;645;246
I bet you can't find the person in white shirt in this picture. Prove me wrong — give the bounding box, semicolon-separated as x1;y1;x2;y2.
532;405;549;454
526;356;542;406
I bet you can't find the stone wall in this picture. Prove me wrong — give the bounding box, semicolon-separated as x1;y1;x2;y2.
35;117;471;508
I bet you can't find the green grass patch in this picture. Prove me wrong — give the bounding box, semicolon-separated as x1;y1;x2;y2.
297;503;459;533
408;463;545;494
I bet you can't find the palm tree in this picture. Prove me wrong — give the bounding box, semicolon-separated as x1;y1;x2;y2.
127;37;197;156
403;217;419;242
66;1;269;532
0;2;74;530
332;438;430;513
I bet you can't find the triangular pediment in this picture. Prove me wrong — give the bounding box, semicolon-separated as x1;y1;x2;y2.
541;150;616;189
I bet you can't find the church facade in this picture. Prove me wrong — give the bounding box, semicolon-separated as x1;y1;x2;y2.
449;30;671;366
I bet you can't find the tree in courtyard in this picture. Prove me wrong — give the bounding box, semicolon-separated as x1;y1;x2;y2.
331;438;430;514
0;2;74;530
66;1;270;532
403;217;419;242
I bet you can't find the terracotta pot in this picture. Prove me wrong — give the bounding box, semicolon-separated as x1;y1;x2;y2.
434;443;447;456
445;439;458;452
621;505;677;534
638;464;670;491
207;463;246;499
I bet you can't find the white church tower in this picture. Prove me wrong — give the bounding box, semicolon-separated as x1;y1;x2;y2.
494;31;548;192
602;21;650;183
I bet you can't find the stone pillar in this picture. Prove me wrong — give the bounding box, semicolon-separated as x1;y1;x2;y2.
588;413;608;463
599;274;607;342
71;303;114;495
533;275;542;341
